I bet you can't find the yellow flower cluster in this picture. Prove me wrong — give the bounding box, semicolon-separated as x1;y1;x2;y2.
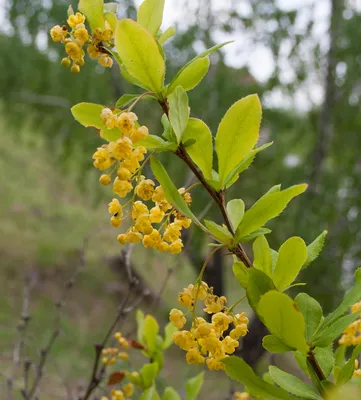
339;302;361;346
234;392;250;400
102;332;130;365
170;282;249;370
94;109;191;254
50;10;114;72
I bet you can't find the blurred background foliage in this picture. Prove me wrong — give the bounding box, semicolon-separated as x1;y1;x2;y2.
1;0;361;398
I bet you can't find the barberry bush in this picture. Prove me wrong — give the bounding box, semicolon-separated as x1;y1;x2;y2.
50;0;361;399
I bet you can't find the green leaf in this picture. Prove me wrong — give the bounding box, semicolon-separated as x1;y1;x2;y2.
158;26;176;45
262;335;296;353
303;231;328;269
163;322;178;350
269;366;322;400
115;93;156;108
161;114;176;142
135;135;177;152
312;312;359;347
140;385;161;400
314;268;361;336
162;387;181;400
142;315;159;353
204;220;233;244
150;157;206;231
227;199;245;231
273;237;308;291
185;372;204;400
225;142;273;187
115;19;165;93
315;346;335;379
216;94;262;186
233;261;249;289
295;293;323;342
167;56;210;94
181;118;213;180
235;184;307;242
136;309;145;342
258;291;309;354
78;0;104;30
140;362;159;389
253;235;272;277
241;228;272;242
223;356;296;399
104;11;118;32
168;86;189;143
137;0;165;36
247;269;275;312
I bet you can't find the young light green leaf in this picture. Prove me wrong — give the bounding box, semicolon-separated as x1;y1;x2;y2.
295;293;323;342
334;345;346;380
168;86;189;143
136;309;145;343
163;322;178;350
158;26;176;45
162;387;181;400
204;220;233;244
227;199;245;231
269;366;322;400
314;268;361;336
225;142;273;187
262;335;296;353
115;93;156;108
241;228;272;242
104;11;118;32
137;0;165;36
336;343;361;386
303;230;328;269
135;135;177;152
247;269;275;312
253;235;272;277
185;372;204;400
182;118;213;179
167;57;210;94
142;315;159;353
79;0;104;30
150;157;206;232
258;291;309;354
232;261;249;289
272;237;308;291
140;362;159;389
312;312;359;347
223;357;296;400
216;94;262;186
115;19;165;93
235;184;307;242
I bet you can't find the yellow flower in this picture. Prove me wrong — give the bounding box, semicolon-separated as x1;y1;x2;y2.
212;312;233;334
222;336;239;354
173;331;196;351
132;147;146;162
130;126;149;143
117;112;138;134
99;174;111;186
101;108;117;129
113;178;132;197
169;309;186;329
158;241;170;252
352;302;361;314
142;229;161;248
111;390;125;400
93;147;114;170
131;201;149;220
65;41;82;60
178;288;194;308
192;281;209;300
111;215;122;228
170;239;183;254
122;383;134;397
61;57;71;68
134;215;153;235
179;188;192;204
158;199;172;212
234;312;249;326
230;324;248;339
186;348;205;365
149;206;165;223
126;231;143;244
109;199;122;215
163;223;182;242
198;331;222;353
118;352;129;360
152;186;166;203
204;295;227;314
193;323;213;339
121;157;140;174
87;44;101;59
75;27;89;44
117;167;131;180
98;54;113;68
176;216;192;229
109;138;133;160
67;12;85;28
71;64;81;74
206;356;226;371
234;392;250;400
50;25;66;42
117;234;127;245
135;179;155;201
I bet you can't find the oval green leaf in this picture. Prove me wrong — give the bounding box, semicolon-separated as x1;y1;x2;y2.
137;0;165;36
79;0;104;30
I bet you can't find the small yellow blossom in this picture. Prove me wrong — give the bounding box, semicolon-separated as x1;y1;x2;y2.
222;336;239;354
122;383;134;397
173;331;196;351
186;348;205;365
109;138;133;160
135;179;155;201
118;352;129;360
169;309;186;329
206;356;226;371
130;126;149;143
126;231;143;244
193;323;213;339
101;108;117;129
170;239;184;254
87;44;101;59
67;12;85;28
74;27;89;44
99;174;111;186
117;112;138;134
61;57;71;68
178;287;194;308
234;392;250;400
117;167;132;180
93;147;114;171
65;41;82;60
164;223;182;243
117;234;127;245
113;178;132;198
131;201;149;220
98;54;113;68
152;186;166;203
204;295;227;314
212;312;233;334
71;64;81;73
50;25;66;42
134;215;153;235
230;324;248;339
111;216;122;228
111;390;125;400
149;206;165;223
